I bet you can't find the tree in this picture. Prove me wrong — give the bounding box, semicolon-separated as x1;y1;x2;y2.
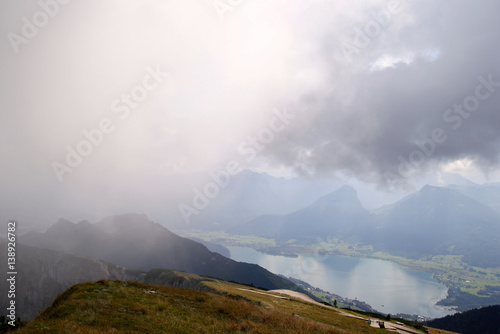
333;300;337;307
386;313;391;321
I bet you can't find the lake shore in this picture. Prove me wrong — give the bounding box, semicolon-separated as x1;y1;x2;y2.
227;246;455;318
180;230;500;314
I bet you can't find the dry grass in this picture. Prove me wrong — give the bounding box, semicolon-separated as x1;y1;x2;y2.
426;327;460;334
15;280;382;334
203;280;378;334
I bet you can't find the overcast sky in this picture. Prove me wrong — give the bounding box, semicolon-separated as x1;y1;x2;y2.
1;0;500;228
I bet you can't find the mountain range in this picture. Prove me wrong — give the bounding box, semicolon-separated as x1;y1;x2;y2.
8;214;309;320
229;185;372;243
20;214;306;290
5;171;500;323
178;170;343;230
168;170;480;231
447;183;500;214
230;183;500;268
371;185;500;266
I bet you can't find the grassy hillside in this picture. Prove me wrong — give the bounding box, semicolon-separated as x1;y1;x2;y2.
12;278;454;334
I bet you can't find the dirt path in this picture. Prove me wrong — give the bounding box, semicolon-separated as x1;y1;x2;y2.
270;289;321;304
269;289;426;334
269;289;366;320
236;288;291;300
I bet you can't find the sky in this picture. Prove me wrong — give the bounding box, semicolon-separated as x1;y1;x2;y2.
1;0;500;230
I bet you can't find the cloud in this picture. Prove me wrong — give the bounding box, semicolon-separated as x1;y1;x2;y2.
1;0;500;225
250;0;500;186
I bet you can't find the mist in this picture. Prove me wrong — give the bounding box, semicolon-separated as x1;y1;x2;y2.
2;0;500;230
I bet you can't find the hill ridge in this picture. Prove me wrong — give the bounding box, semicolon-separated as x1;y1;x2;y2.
12;279;446;334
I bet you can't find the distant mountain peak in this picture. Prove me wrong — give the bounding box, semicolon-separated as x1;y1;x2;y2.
420;184;434;191
402;185;464;205
337;184;358;195
424;172;477;187
419;184;444;193
314;185;359;205
43;218;76;233
418;184;461;196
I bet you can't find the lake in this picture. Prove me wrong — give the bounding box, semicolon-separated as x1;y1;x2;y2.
228;246;455;319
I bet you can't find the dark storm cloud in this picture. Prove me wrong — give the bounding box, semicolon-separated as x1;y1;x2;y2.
257;0;500;187
1;0;500;227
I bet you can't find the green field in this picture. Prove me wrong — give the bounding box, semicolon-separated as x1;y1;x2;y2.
183;230;277;248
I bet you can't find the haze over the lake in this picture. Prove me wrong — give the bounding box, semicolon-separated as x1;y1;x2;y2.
2;0;500;228
228;246;454;318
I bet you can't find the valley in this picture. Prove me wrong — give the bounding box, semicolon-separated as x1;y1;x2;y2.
181;230;500;313
174;177;500;316
1;206;496;332
3;2;500;333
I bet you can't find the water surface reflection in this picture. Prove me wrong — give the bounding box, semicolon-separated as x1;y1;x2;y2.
228;246;455;318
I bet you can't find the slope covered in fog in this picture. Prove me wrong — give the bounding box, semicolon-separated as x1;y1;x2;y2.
21;213;304;291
